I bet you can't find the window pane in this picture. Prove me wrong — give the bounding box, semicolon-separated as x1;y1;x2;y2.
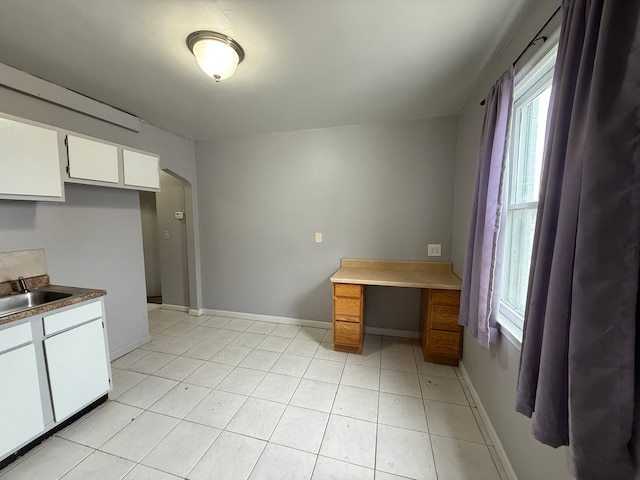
509;86;551;205
502;208;537;315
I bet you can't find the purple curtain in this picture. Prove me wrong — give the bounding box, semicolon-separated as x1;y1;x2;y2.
516;1;640;478
459;68;514;348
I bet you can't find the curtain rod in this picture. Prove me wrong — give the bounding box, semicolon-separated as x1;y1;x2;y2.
480;5;561;106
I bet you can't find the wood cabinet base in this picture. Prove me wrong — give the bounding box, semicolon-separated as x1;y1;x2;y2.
333;283;364;353
420;289;463;366
334;343;363;354
422;351;461;366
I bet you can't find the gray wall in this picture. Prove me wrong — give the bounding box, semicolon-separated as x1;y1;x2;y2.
195;118;458;330
451;0;572;478
156;171;189;307
139;191;161;297
0;85;198;358
0;184;148;358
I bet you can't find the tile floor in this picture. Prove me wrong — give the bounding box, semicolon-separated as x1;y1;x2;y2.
0;307;508;480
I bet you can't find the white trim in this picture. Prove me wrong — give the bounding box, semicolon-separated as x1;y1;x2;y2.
109;335;152;361
201;309;419;339
161;304;189;312
0;62;140;132
203;309;332;330
189;308;203;317
364;326;419;339
459;361;519;480
497;312;523;350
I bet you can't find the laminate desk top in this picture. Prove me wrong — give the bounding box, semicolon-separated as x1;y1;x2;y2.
330;258;462;291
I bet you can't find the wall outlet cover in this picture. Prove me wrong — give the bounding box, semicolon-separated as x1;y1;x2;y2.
315;232;323;243
427;244;441;256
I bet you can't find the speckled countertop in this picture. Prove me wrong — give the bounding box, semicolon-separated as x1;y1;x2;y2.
0;275;106;326
330;258;462;290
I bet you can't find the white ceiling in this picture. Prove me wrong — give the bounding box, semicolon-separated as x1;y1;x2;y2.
0;1;531;141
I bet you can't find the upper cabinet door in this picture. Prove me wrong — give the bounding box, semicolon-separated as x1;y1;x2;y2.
0;117;62;199
123;149;160;190
67;135;119;183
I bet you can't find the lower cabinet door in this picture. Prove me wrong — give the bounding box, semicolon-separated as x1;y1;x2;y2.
0;344;45;458
44;319;110;422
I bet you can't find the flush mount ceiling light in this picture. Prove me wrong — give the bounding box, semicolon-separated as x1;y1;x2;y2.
186;31;245;82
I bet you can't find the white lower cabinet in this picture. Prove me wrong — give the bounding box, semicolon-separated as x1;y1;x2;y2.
45;318;110;422
0;298;111;464
0;342;45;458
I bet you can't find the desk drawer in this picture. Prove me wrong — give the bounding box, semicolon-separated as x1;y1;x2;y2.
334;283;362;298
430;289;461;307
430;305;462;332
334;321;361;347
428;330;462;358
334;296;362;322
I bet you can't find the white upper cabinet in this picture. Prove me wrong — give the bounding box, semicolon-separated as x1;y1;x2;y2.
123;149;160;190
0;116;63;200
67;135;119;184
0;112;160;199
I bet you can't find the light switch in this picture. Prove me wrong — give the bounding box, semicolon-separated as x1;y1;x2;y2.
427;244;441;256
315;232;323;243
163;230;170;240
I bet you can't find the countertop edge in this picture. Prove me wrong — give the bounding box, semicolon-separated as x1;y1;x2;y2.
330;260;462;291
0;286;106;327
330;276;462;290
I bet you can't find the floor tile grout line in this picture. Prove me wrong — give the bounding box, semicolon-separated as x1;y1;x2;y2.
10;310;479;480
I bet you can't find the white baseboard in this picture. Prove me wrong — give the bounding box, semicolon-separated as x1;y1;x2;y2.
189;308;203;316
110;335;152;361
161;303;189;312
201;308;420;339
202;309;332;330
459;361;518;480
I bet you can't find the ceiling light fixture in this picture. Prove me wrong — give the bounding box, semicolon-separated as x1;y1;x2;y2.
186;31;245;82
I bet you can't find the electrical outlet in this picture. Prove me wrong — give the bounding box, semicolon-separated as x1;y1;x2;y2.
315;232;323;243
163;230;170;240
427;244;441;257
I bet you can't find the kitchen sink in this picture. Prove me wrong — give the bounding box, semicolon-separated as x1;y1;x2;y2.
0;289;75;317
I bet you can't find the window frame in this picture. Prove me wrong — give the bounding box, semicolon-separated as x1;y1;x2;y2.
497;46;558;346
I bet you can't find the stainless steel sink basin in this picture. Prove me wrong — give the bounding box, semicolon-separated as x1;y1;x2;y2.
0;289;75;317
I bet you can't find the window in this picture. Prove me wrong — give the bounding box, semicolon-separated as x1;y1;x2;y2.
499;47;558;339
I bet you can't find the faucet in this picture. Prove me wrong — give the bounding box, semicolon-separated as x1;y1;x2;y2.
17;276;29;294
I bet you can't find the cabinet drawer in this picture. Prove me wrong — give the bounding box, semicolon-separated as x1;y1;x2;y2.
428;330;462;358
334;283;362;298
334;296;362;322
430;289;461;307
0;322;32;354
334;321;361;347
44;301;102;335
430;305;462;332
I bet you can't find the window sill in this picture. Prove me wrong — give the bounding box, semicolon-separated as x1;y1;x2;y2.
497;313;523;350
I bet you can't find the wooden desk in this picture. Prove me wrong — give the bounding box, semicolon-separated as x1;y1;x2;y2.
330;258;463;365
